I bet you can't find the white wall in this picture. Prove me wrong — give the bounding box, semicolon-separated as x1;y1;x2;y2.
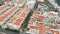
38;0;44;2
26;0;36;9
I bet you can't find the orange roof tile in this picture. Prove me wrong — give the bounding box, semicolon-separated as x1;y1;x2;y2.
6;7;30;29
0;18;4;22
14;18;23;25
0;6;19;22
33;10;39;15
51;30;59;34
48;13;56;16
8;16;16;23
0;5;8;11
56;20;60;24
36;24;45;29
20;13;26;17
37;16;45;22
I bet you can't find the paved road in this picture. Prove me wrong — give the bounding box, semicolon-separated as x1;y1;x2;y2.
0;28;29;34
0;28;19;34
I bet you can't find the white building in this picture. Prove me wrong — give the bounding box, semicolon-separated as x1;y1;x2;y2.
38;0;44;2
48;0;58;8
26;0;36;9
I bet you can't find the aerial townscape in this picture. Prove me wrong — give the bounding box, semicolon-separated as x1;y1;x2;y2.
0;0;60;34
